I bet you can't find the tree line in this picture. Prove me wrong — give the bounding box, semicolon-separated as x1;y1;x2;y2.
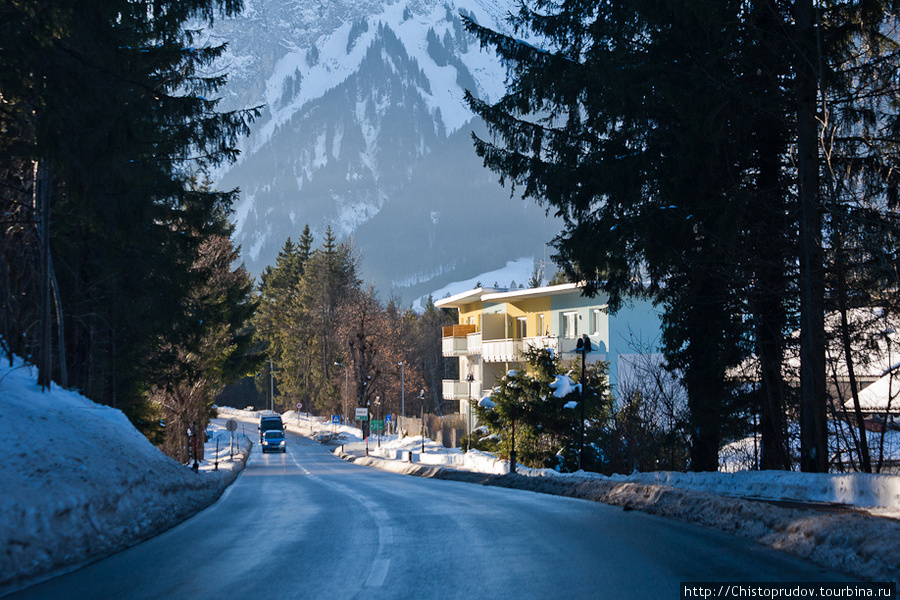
464;0;900;472
250;226;456;427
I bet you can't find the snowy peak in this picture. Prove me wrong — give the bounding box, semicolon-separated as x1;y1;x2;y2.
242;0;509;156
214;0;559;303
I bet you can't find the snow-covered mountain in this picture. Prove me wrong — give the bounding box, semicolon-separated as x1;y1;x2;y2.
210;0;560;302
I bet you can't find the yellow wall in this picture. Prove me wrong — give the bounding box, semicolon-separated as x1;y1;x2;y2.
454;296;552;339
507;297;551;338
459;302;482;330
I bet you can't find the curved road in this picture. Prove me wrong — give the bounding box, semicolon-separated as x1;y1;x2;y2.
11;426;847;599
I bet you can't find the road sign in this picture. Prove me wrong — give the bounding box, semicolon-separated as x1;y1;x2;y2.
355;407;369;420
331;414;341;424
371;419;384;432
384;414;392;422
296;402;303;409
225;419;237;432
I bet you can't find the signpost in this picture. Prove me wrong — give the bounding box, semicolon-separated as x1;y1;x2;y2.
355;407;369;421
226;418;238;459
371;419;384;432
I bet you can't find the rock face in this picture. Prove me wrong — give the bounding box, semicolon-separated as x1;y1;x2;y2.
211;0;560;302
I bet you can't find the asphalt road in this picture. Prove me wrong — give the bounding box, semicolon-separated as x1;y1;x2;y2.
9;426;849;599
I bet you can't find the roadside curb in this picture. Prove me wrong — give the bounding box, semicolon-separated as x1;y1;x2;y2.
334;449;900;584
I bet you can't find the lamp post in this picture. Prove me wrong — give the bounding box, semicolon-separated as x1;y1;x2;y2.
398;361;405;436
375;396;381;447
268;358;275;412
334;362;348;424
509;406;517;474
465;373;475;438
575;334;592;471
418;389;426;454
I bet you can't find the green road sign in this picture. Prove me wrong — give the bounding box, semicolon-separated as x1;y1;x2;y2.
371;419;384;432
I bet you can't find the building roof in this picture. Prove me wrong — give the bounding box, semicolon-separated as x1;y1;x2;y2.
845;370;900;412
435;283;583;309
434;287;507;309
481;283;581;302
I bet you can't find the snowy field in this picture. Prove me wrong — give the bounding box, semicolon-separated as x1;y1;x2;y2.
3;348;900;593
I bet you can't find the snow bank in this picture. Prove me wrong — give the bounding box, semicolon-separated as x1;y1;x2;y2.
603;470;900;510
0;355;250;595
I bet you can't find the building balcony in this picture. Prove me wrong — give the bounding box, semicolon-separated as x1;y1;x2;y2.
523;335;559;354
442;379;482;401
481;336;561;363
481;338;523;363
441;325;481;356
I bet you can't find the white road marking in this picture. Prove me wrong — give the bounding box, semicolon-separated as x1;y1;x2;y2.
288;445;393;588
364;558;391;588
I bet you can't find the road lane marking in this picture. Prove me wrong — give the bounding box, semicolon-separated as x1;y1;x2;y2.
288;448;393;588
364;558;391;588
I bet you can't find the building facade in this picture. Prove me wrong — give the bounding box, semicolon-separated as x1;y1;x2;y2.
436;283;665;428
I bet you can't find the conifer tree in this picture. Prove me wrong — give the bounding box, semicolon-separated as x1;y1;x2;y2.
475;347;609;471
464;0;766;470
1;0;258;430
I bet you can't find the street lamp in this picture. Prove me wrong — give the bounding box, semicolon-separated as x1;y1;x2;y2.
375;396;381;447
575;334;593;471
334;362;348;424
509;406;517;474
465;373;475;438
398;361;405;436
418;389;426;454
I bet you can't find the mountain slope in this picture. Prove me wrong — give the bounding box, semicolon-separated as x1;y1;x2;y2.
212;0;560;301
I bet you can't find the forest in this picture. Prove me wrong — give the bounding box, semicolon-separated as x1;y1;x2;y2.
247;225;455;430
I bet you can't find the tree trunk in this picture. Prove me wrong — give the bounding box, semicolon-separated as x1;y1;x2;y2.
36;160;52;390
795;0;828;473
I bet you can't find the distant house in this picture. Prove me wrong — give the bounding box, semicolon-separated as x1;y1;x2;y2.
736;307;900;426
435;283;666;429
827;309;900;428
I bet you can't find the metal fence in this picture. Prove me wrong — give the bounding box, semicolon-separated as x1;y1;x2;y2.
398;413;467;448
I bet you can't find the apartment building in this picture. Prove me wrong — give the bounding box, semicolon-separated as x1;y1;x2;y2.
436;283;665;427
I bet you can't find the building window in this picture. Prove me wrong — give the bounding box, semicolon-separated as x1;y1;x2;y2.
591;309;603;335
516;317;527;339
538;314;546;336
562;312;577;339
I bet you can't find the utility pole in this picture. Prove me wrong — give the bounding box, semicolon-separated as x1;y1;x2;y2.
269;359;274;412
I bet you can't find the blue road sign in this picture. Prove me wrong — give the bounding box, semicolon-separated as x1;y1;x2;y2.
385;414;392;422
332;414;341;424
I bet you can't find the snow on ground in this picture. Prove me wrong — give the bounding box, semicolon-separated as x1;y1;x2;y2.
415;257;536;311
260;406;900;514
4;339;900;593
0;355;251;596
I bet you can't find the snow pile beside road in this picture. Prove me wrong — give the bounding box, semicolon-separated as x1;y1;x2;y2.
0;356;250;595
600;470;900;511
337;425;900;511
